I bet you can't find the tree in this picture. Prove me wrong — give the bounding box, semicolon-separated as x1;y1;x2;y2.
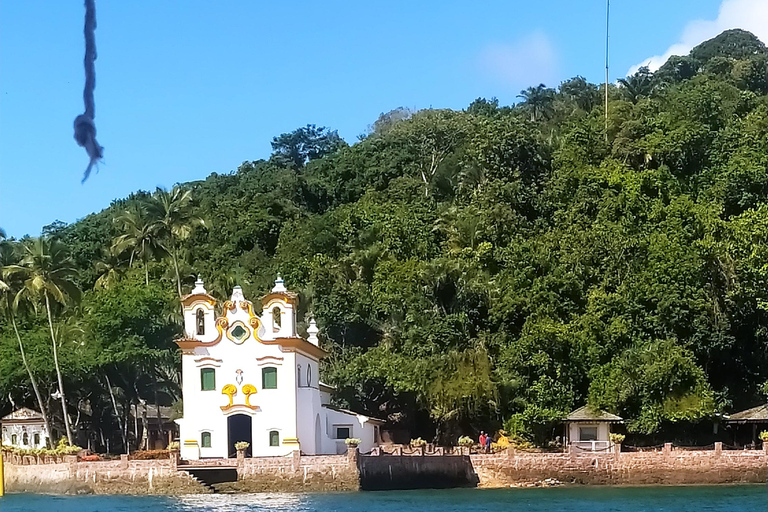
617;67;656;103
5;238;81;444
517;84;555;121
149;186;206;297
0;239;53;446
271;124;347;169
112;205;165;286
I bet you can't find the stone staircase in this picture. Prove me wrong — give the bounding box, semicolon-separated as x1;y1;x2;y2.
178;463;238;493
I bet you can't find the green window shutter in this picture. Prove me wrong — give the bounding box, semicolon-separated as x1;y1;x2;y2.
201;368;216;391
269;430;279;447
262;367;277;389
201;432;211;448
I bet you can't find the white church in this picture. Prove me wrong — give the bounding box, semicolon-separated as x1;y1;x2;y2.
175;276;383;459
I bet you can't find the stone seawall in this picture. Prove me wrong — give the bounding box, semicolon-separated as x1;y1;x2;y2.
219;453;359;492
4;445;767;494
5;458;207;495
470;447;768;486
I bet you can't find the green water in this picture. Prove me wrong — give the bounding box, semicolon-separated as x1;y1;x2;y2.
1;486;765;511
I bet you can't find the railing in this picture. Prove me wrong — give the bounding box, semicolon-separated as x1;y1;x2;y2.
570;441;613;452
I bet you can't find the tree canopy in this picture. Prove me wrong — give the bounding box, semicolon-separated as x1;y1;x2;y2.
1;30;767;449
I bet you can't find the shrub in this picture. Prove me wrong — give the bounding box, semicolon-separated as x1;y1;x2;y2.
759;431;768;442
609;433;626;444
234;441;250;450
410;437;427;447
458;436;474;447
131;450;170;460
168;441;180;450
344;438;362;446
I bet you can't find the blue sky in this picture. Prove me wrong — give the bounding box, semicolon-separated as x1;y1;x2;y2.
2;0;763;238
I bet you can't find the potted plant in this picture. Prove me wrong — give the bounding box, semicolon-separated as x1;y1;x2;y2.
344;438;361;448
458;436;473;455
759;431;768;450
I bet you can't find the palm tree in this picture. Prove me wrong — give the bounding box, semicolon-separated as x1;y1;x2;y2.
112;205;165;286
93;248;126;289
5;238;81;444
517;84;555;122
617;66;656;103
0;240;53;446
149;186;206;297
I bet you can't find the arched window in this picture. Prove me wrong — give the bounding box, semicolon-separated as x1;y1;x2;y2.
272;306;281;329
201;432;212;448
196;309;205;335
262;367;277;389
201;368;216;391
307;364;312;387
11;434;17;445
33;433;40;446
22;432;28;445
297;364;303;387
269;430;279;447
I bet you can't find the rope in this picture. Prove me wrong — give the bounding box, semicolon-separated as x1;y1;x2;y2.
73;0;103;183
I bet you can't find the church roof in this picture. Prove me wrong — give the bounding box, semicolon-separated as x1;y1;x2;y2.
322;404;386;425
725;404;768;423
2;407;45;423
565;406;623;422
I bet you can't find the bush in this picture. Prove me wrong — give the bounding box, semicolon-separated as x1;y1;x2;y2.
168;441;180;450
759;431;768;442
344;438;362;446
609;433;626;444
234;441;250;450
410;437;427;447
131;450;170;460
458;436;474;447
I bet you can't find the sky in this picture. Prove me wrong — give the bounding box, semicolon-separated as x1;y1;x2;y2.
1;0;766;238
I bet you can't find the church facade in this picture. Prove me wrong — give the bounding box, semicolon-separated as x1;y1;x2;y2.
175;277;382;459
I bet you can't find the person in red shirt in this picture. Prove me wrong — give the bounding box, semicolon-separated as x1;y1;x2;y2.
478;431;486;451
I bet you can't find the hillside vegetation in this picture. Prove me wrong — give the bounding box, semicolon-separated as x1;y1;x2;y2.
1;29;767;449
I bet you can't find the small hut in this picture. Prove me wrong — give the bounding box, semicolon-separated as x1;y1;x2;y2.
564;406;623;452
724;404;768;448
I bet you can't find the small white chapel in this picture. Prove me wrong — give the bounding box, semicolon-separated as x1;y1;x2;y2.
175;276;383;459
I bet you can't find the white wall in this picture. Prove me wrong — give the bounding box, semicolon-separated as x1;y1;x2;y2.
1;424;49;449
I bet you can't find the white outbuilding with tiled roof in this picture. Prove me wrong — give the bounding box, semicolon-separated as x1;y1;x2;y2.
1;407;50;449
564;406;623;453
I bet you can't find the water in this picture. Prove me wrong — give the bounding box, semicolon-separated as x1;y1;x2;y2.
0;486;765;512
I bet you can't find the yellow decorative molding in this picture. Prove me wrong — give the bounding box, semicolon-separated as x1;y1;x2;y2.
283;438;300;444
223;300;237;313
222;384;237;408
242;384;257;407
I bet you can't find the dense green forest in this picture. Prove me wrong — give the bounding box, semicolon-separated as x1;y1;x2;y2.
1;29;767;450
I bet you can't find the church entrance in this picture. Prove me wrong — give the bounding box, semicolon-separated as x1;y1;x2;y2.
227;414;252;458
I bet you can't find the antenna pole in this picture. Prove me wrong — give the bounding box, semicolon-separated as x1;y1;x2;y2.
605;0;610;141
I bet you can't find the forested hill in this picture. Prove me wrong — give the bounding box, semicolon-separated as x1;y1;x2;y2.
1;29;767;448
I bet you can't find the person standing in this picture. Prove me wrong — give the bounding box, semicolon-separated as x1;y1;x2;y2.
478;431;486;451
485;433;492;453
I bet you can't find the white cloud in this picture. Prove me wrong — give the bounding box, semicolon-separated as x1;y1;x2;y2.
479;31;558;90
628;0;768;75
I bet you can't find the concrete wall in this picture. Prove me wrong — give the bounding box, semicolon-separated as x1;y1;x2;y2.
358;454;478;490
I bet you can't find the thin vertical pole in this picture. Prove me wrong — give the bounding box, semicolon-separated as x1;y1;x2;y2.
605;0;610;141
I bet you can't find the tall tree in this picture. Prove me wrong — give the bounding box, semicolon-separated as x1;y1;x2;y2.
0;239;53;446
149;186;206;297
5;238;81;444
112;205;164;286
517;84;555;121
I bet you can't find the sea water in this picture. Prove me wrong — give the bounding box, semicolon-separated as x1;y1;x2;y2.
1;486;765;512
